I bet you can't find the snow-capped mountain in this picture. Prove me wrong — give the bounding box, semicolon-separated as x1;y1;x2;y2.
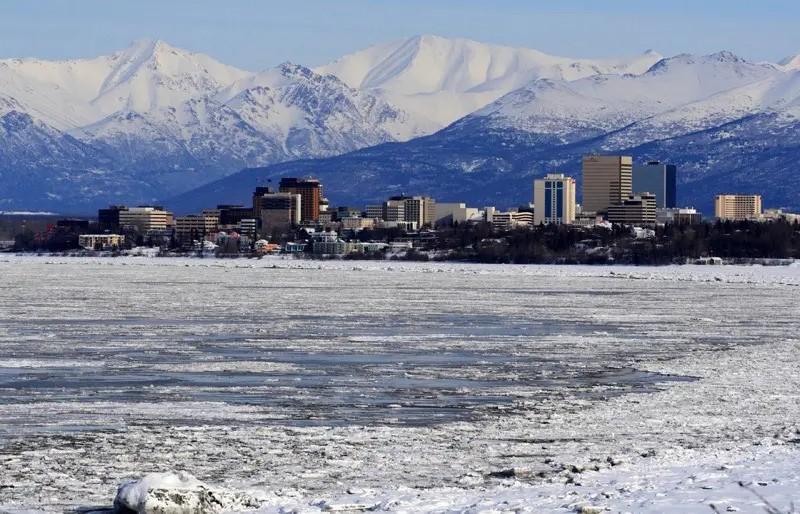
462;51;784;144
317;35;664;129
0;39;250;130
1;36;799;213
171;50;800;215
0;40;422;210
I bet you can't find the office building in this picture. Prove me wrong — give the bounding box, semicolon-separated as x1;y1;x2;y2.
175;213;219;243
119;206;171;233
405;196;436;228
607;193;657;225
382;197;406;222
582;155;633;214
633;161;677;208
259;192;302;232
533;173;577;225
217;205;254;228
381;195;436;227
365;205;384;220
715;194;762;220
98;205;127;231
279;178;322;222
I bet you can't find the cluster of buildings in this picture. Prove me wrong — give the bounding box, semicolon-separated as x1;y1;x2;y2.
73;155;795;254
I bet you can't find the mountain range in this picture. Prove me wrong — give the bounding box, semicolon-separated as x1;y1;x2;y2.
1;35;799;214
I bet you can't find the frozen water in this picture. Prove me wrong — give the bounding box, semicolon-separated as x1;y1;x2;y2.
0;256;798;511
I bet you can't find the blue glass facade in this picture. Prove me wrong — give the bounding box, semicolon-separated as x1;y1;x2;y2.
632;162;677;208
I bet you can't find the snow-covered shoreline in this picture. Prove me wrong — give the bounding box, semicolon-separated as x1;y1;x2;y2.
0;258;798;512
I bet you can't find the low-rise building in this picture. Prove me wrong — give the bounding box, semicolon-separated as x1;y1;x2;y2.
175;213;219;243
574;211;603;227
761;209;800;223
78;234;125;250
434;203;480;226
312;231;357;255
487;209;533;231
341;216;375;231
656;207;702;225
607;193;657;225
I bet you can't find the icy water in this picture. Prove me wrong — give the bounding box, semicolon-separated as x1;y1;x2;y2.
0;257;798;510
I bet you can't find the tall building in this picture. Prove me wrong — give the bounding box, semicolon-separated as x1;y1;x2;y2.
403;196;436;228
279;178;322;222
533;173;577;225
118;206;171;233
582;155;633;214
607;193;657;225
633;161;677;208
259;192;302;232
714;194;762;220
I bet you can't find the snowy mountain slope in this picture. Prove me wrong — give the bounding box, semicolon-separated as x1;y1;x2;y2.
77;62;415;177
464;52;783;143
0;41;423;210
317;35;664;128
172;52;800;215
0;39;250;131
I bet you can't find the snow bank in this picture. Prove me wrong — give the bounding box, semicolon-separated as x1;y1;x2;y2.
114;472;261;514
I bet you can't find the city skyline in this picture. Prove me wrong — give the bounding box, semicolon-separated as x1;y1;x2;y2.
1;1;799;69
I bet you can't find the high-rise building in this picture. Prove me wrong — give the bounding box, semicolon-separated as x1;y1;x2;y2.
633;161;677;208
403;196;436;228
259;192;302;232
279;178;322;222
606;193;657;225
118;206;171;233
582;155;633;214
714;194;762;220
533;173;577;225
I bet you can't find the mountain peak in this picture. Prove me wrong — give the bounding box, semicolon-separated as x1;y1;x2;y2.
779;53;800;70
707;50;747;63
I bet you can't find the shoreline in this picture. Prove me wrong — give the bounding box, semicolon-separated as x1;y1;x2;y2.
2;251;798;268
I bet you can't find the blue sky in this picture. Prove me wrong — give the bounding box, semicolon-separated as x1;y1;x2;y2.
1;0;798;69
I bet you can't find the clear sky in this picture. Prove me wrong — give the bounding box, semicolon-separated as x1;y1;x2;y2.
0;0;797;69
